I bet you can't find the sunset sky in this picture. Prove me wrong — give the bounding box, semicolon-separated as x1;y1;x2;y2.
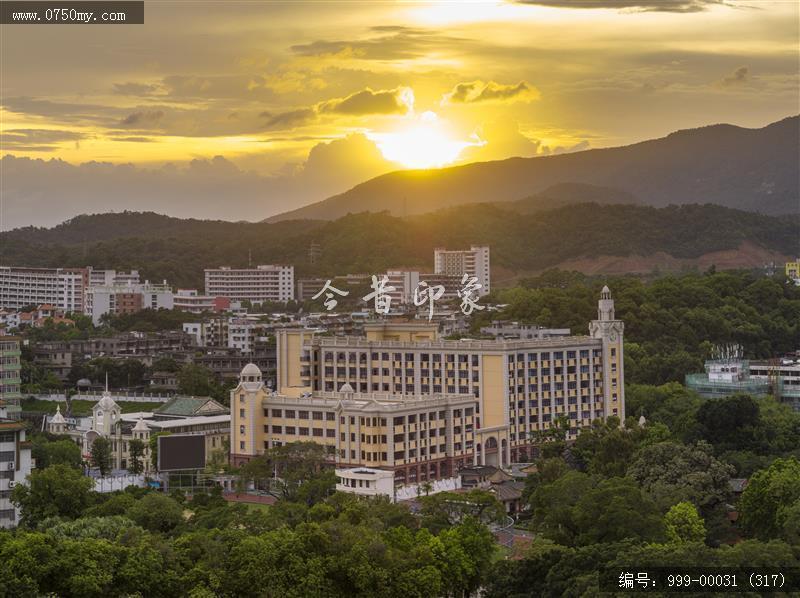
1;0;798;228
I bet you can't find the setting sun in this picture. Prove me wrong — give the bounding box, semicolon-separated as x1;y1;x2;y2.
369;112;480;169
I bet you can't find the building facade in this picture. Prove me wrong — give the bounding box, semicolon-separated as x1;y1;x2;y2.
89;269;140;287
273;287;624;467
230;364;477;484
0;400;33;527
0;337;22;415
204;265;294;304
433;245;491;296
85;282;174;324
384;270;421;305
787;260;800;284
174;289;230;314
0;266;89;312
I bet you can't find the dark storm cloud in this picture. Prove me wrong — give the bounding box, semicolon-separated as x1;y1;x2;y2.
443;81;536;104
290;27;470;60
113;82;161;96
264;87;412;131
119;110;165;127
2;97;117;124
264;108;318;130
318;87;412;115
516;0;726;12
718;66;750;87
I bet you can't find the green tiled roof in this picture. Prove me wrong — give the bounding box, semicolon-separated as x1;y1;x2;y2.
154;396;228;416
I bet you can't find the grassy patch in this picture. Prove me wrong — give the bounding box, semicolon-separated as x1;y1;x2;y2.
21;397;164;416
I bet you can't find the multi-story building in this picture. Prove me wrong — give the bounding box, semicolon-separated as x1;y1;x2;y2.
787;260;800;284
0;337;22;415
184;316;271;353
33;332;195;382
383;270;421;305
85;282;174;324
0;399;32;527
687;355;800;411
274;287;624;466
0;266;89;312
296;278;331;302
174;289;230;314
228;318;272;354
230;364;477;484
204;265;294;304
194;347;276;384
89;269;141;287
433;245;490;296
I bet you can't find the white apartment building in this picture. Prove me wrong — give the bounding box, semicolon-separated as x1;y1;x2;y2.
205;265;294;304
85;282;174;325
184;316;270;353
174;289;229;314
433;246;490;296
228;318;271;353
0;266;88;312
384;270;421;305
89;269;141;287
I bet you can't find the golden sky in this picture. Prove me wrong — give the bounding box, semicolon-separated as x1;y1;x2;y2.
0;0;798;226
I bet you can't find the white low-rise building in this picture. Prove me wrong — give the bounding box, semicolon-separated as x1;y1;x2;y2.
336;467;396;501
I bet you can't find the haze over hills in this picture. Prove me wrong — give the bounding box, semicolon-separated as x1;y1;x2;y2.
2;203;796;289
266;116;800;222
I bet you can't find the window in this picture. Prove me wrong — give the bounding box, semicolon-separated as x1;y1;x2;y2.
272;409;282;417
285;426;296;435
299;427;309;436
285;410;295;418
298;411;309;419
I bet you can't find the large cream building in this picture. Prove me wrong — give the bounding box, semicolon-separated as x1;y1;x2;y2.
230;364;477;484
234;287;624;476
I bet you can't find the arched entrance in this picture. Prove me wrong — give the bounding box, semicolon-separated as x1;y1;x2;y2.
484;436;499;467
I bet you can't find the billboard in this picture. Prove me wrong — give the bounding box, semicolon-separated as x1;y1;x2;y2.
157;434;206;471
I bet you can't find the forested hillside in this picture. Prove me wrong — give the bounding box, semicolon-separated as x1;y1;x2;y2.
1;204;796;289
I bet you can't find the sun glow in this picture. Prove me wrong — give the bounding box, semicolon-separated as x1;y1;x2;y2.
369;111;480;169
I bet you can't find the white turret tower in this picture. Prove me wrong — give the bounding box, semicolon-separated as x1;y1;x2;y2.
589;285;625;421
48;405;66;434
92;376;121;437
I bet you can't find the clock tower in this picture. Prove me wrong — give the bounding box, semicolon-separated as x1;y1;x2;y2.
589;286;625;421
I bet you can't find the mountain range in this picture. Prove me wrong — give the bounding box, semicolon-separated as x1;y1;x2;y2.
266;116;799;222
2;203;796;289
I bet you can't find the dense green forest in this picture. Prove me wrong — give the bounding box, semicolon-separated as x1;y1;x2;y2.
474;269;800;385
1;203;796;288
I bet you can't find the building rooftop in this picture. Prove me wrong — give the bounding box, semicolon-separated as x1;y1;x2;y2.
263;390;476;411
154;396;228;417
147;414;231;429
308;334;601;351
